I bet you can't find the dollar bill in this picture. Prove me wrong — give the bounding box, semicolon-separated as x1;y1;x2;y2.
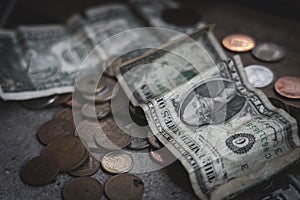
115;25;227;106
140;55;299;199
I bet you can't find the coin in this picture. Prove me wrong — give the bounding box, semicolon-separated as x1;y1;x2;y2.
147;131;163;149
162;8;201;26
105;173;144;200
268;97;289;113
21;155;59;186
275;76;300;99
245;65;274;88
55;108;75;129
65;97;82;108
20;95;58;109
43;135;88;172
83;77;118;103
76;120;102;151
252;42;284;62
37;118;75;145
68;155;100;177
96;118;131;149
149;148;175;165
75;74;106;94
101;151;133;174
127;137;150;150
81;102;111;119
50;93;72;107
222;34;255;52
63;177;103;200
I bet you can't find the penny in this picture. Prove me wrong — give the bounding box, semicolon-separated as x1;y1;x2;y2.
75;74;106;94
268;97;289;113
245;65;274;88
149;148;175;165
252;42;284;62
55;108;75;129
127;137;150;150
222;34;255;52
37;118;75;145
43;135;88;172
275;76;300;99
20;95;58;109
96;118;131;149
81;102;111;119
76;120;102;151
101;151;133;174
65;97;82;108
105;173;144;200
21;155;59;186
50;93;72;107
83;77;118;103
162;8;201;26
63;177;103;200
68;155;100;177
147;131;163;149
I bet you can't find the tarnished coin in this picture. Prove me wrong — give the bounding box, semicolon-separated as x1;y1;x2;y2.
275;76;300;99
162;8;201;26
222;34;255;52
245;65;274;88
81;102;111;119
65;97;82;108
55;108;75;129
96;118;131;149
63;177;103;200
43;135;88;172
21;155;59;186
37;118;75;145
83;77;118;103
20;95;58;109
127;137;150;150
75;74;106;94
252;42;285;62
68;155;100;177
76;120;102;151
268;97;289;113
105;173;144;200
147;131;163;149
101;151;133;174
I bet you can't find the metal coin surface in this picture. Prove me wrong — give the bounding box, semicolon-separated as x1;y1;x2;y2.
245;65;274;88
20;95;58;109
43;135;87;172
21;155;59;186
222;34;255;52
252;42;284;62
68;155;100;177
50;93;72;107
96;118;131;149
147;131;163;149
75;74;106;94
149;148;175;165
65;98;82;108
105;173;144;200
55;108;75;129
268;97;289;113
101;151;133;174
127;137;150;150
37;118;75;145
76;120;102;151
63;177;103;200
81;102;111;119
275;76;300;99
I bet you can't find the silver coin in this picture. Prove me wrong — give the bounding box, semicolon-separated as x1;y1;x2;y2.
101;151;133;174
252;42;284;62
245;65;274;88
75;74;106;95
20;95;58;109
127;137;150;150
81;103;111;119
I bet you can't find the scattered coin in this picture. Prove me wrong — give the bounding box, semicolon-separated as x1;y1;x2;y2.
43;135;88;172
147;131;163;149
268;97;289;113
63;177;103;200
96;118;131;149
149;148;166;164
105;173;144;200
65;97;82;108
275;76;300;99
50;93;72;107
21;155;59;186
68;155;100;177
149;148;175;165
127;137;150;150
101;151;133;174
252;42;284;62
245;65;274;88
222;34;255;52
76;120;102;151
162;8;201;26
20;95;58;109
37;118;75;145
81;102;111;119
75;74;106;94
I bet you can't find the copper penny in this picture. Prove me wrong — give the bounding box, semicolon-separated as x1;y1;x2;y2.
55;108;75;129
37;118;75;145
65;97;82;108
21;155;59;186
222;34;255;52
101;151;133;174
149;148;175;165
147;131;163;149
43;135;88;172
96;118;131;149
68;155;100;177
275;76;300;99
63;177;103;200
105;173;144;200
